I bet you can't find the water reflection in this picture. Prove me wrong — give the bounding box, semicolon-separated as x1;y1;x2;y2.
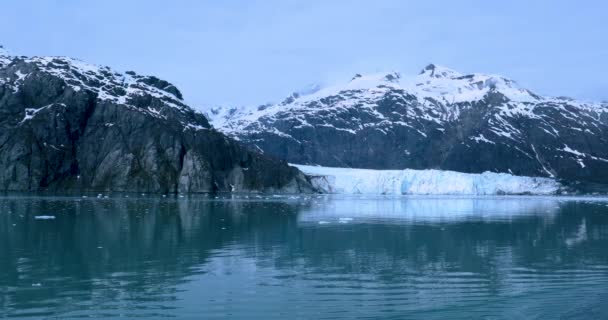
0;195;607;319
297;195;569;224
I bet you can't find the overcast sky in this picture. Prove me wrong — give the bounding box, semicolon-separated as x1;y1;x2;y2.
1;0;607;107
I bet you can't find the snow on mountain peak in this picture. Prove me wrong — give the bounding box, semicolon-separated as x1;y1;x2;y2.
0;47;185;105
418;64;462;79
383;72;401;83
347;71;402;85
411;65;542;104
308;65;542;105
205;63;602;136
0;51;211;131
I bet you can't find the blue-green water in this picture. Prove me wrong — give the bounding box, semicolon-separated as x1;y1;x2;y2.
1;195;608;319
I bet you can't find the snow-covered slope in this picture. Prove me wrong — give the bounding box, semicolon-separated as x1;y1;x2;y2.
295;164;562;195
0;46;208;130
206;64;608;187
207;64;600;136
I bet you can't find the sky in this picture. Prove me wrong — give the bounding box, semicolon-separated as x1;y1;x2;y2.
1;0;607;108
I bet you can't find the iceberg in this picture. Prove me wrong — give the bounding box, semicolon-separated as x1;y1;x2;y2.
294;164;561;195
34;215;56;220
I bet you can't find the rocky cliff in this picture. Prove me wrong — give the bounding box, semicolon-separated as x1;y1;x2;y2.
0;47;313;193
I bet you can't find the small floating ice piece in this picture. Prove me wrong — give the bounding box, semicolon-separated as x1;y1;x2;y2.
34;215;56;220
338;217;353;222
318;221;330;225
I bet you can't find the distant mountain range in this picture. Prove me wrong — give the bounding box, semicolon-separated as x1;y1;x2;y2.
206;64;608;191
0;46;313;193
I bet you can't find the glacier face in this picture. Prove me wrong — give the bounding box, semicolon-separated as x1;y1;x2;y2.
294;165;562;195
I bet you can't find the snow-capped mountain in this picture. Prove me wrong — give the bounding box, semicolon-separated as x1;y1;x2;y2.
207;64;608;188
0;47;312;193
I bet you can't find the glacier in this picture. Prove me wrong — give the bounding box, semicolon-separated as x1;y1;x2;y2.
294;164;561;195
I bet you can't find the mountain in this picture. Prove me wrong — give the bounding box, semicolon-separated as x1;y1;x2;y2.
207;64;608;190
0;47;313;193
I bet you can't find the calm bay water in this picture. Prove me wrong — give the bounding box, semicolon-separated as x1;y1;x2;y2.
1;194;608;319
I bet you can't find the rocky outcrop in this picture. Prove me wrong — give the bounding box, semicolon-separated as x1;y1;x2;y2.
208;65;608;189
0;48;313;193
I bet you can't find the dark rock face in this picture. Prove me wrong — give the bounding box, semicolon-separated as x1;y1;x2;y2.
210;65;608;187
0;52;312;193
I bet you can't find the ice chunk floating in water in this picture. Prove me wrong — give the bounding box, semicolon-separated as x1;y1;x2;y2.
294;165;561;195
34;215;56;220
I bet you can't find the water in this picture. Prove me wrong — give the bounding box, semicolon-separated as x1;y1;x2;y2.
1;194;608;319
